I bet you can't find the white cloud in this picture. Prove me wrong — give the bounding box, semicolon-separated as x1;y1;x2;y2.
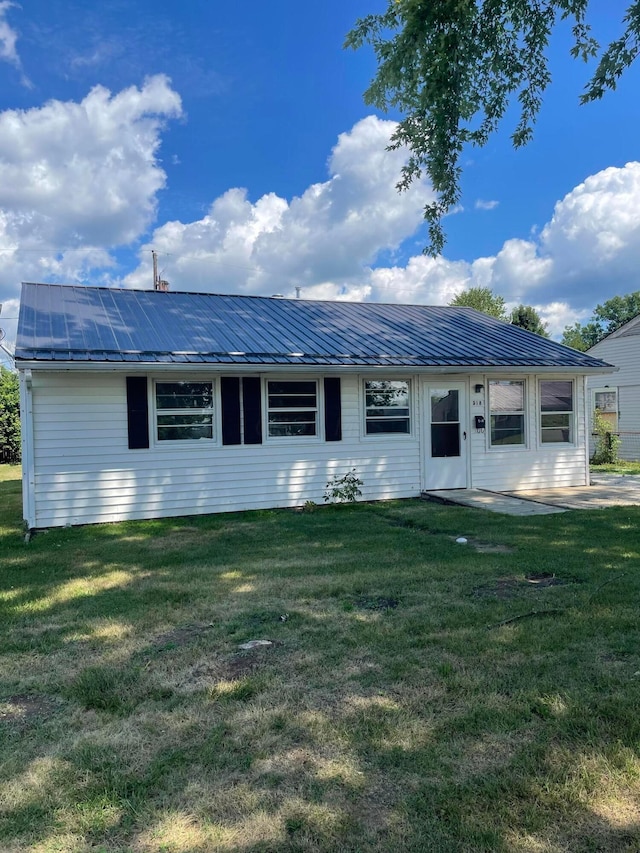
475;199;499;210
0;2;19;66
2;89;640;353
124;115;435;296
121;134;640;341
0;75;182;316
0;1;31;87
363;161;640;329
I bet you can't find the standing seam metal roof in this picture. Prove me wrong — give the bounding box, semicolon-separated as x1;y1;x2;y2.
15;282;612;370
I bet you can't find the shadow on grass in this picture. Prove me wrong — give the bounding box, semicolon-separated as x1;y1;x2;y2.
1;469;640;851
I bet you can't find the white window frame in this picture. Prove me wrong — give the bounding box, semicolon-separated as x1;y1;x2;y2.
152;377;217;446
362;378;412;438
539;379;575;445
265;377;320;440
488;378;527;449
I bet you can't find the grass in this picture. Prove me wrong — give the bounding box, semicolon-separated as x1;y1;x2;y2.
591;460;640;475
1;463;640;852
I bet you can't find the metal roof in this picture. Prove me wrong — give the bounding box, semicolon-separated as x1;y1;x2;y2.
15;282;612;371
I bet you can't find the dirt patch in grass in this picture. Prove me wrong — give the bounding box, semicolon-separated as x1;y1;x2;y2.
0;693;60;726
353;596;400;612
473;573;571;599
467;538;514;554
524;572;567;587
149;622;216;653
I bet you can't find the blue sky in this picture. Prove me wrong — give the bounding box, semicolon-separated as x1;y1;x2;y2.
1;1;640;365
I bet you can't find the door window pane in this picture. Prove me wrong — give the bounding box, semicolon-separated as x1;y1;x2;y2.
431;423;460;457
430;389;459;422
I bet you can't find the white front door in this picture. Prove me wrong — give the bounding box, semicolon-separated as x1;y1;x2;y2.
423;383;468;489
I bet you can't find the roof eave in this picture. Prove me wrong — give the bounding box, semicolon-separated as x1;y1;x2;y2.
14;357;616;375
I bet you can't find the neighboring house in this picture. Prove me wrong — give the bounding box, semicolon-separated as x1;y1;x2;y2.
587;314;640;460
15;282;614;529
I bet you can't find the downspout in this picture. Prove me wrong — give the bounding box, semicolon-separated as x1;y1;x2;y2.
19;368;36;530
583;375;590;486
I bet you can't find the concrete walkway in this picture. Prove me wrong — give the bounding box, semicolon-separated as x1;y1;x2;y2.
423;474;640;516
509;473;640;511
422;489;566;516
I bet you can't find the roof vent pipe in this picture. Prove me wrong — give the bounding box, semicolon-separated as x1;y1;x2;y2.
152;250;170;291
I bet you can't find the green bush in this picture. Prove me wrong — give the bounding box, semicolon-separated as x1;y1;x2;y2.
0;366;20;465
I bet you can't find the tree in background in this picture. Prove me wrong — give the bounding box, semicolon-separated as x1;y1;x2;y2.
450;287;507;320
0;367;20;465
346;2;640;255
510;304;549;337
561;290;640;350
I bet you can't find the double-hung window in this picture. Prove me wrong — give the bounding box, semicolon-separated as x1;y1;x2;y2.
155;380;214;442
489;380;525;446
540;380;573;443
364;380;410;434
267;380;317;437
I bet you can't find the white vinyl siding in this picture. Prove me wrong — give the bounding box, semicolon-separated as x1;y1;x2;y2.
26;371;421;528
587;334;639;460
23;368;593;529
469;373;588;491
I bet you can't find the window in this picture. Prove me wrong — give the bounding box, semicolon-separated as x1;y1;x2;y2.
489;380;525;446
155;380;214;441
540;380;573;443
267;380;317;437
364;380;410;434
592;387;618;432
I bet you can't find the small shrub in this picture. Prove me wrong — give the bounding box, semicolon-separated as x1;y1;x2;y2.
591;408;621;465
324;469;363;504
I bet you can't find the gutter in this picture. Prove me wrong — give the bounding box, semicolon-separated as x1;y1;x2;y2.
14;361;617;376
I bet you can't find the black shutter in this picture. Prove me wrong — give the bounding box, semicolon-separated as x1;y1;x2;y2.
126;376;149;449
221;377;242;445
324;377;342;441
242;377;263;444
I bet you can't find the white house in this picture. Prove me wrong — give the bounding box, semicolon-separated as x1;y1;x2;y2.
15;282;614;529
587;314;640;460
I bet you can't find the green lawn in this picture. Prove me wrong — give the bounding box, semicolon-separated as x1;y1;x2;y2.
1;464;639;852
591;461;640;476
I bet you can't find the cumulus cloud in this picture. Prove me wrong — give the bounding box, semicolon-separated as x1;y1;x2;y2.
2;88;640;351
475;199;499;210
367;161;640;330
0;75;182;323
120;135;640;341
124;116;435;296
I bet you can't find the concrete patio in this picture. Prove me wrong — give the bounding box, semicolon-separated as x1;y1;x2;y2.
422;473;640;516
